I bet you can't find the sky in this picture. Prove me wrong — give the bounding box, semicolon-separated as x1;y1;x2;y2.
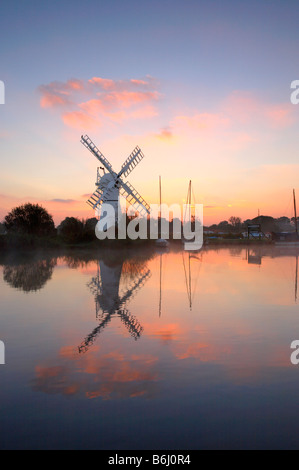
0;0;299;226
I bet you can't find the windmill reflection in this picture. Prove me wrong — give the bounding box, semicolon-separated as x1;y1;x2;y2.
78;258;151;353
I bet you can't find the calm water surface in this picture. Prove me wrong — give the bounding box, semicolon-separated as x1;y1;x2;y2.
1;245;299;449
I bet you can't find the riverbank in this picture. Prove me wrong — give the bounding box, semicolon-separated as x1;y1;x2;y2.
0;232;276;252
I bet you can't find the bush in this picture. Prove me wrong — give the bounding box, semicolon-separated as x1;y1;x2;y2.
82;217;98;242
4;203;55;236
57;217;84;243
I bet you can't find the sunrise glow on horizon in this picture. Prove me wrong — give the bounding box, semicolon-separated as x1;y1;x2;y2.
1;0;299;226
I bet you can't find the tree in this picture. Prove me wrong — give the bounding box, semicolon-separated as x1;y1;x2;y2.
218;220;229;226
57;217;84;243
218;220;230;232
4;203;55;236
82;217;98;241
228;216;242;232
0;222;6;234
251;215;278;232
277;216;292;231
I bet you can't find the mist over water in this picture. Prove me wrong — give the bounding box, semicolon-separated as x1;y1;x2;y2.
1;245;299;449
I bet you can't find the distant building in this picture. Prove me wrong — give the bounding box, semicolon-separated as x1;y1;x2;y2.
272;231;299;242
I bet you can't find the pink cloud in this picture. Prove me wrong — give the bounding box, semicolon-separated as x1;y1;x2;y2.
88;77;115;90
223;90;295;128
173;113;230;132
130;79;148;86
39;76;160;129
40;93;69;108
127;105;158;119
67;79;84;90
88;76;158;93
265;105;294;128
155;127;173;140
79;98;107;115
62;110;100;130
110;90;159;108
38;79;84;108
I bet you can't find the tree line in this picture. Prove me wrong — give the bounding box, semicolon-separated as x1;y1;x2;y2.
1;203;298;248
208;215;299;234
0;203;99;246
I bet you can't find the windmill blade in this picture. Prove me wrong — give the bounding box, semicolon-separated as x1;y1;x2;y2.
87;277;102;297
87;261;101;296
86;186;116;209
86;187;104;209
81;135;114;175
118;146;145;178
87;275;102;301
119;180;150;217
78;312;113;354
118;268;151;307
118;308;143;339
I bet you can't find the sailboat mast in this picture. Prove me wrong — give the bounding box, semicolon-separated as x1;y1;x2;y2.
159;175;162;211
189;180;191;222
159;175;162;236
184;180;192;224
294;189;298;235
295;255;298;303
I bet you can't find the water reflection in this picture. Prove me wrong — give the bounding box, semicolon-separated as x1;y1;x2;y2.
79;256;151;353
3;246;299;449
244;246;299;302
31;350;158;400
247;248;262;265
25;249;157;400
181;251;202;311
1;254;56;292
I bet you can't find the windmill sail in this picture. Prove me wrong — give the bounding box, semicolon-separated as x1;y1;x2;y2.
81;135;150;220
87;186;118;210
78;313;113;354
118;309;143;339
86;187;104;209
120;180;150;216
81;135;114;174
118;146;144;178
118;268;151;305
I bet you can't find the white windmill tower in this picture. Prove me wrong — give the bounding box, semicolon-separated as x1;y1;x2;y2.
81;135;150;228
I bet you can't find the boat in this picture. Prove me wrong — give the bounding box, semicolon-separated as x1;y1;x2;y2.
155;238;169;247
273;189;299;245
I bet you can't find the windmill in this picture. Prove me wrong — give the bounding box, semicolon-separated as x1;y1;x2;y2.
78;258;151;354
81;135;150;225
